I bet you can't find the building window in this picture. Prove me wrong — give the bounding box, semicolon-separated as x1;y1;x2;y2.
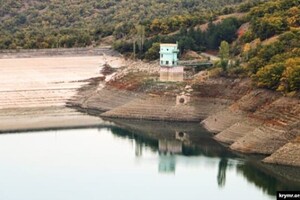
167;49;169;51
161;54;163;58
161;61;163;65
166;61;169;65
172;61;175;65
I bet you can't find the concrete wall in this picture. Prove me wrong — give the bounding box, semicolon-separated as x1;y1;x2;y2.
160;66;183;82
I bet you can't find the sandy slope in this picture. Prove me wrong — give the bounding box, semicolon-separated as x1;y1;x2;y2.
0;54;123;132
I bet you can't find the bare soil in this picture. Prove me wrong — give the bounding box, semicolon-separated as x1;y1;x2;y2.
0;54;125;132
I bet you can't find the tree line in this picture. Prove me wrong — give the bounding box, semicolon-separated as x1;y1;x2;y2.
114;17;242;60
0;0;254;49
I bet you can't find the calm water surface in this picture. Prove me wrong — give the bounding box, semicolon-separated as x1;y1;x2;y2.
0;120;299;200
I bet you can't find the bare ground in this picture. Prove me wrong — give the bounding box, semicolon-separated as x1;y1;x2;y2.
0;54;124;132
69;64;300;167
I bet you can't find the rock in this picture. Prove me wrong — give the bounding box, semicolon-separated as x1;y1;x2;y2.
263;137;300;167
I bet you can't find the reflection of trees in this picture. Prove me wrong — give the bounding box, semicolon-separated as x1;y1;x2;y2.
217;159;228;188
135;141;143;157
109;126;158;153
237;163;300;196
108;119;236;158
105;124;300;194
237;163;278;195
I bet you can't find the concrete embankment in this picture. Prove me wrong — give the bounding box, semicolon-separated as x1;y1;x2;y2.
202;89;300;166
69;75;237;122
70;61;300;167
69;79;230;122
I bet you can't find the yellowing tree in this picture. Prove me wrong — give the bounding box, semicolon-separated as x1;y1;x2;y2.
254;63;284;90
287;7;300;27
280;58;300;92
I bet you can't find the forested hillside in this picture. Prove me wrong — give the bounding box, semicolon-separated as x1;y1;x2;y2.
240;0;300;93
0;0;299;93
0;0;252;49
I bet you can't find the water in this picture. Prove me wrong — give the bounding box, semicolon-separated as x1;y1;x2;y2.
0;120;299;200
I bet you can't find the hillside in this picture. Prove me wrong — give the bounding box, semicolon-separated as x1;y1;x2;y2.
239;0;300;93
0;0;255;49
0;0;299;93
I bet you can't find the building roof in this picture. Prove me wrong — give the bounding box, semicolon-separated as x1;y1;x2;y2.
160;43;177;47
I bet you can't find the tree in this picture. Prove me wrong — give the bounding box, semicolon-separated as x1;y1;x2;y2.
243;43;251;61
144;42;160;60
136;25;145;54
219;41;230;71
279;58;300;92
178;36;195;53
254;63;285;90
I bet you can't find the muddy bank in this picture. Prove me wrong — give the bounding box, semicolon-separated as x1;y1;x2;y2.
69;60;300;167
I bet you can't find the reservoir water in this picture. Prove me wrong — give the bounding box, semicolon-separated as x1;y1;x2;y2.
0;120;299;200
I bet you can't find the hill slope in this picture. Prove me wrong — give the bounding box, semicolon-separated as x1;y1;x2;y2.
0;0;253;49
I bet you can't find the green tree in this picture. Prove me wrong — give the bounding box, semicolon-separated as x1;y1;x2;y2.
144;42;160;60
178;36;195;53
136;25;145;54
219;41;230;71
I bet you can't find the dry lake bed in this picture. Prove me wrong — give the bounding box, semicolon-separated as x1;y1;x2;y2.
0;55;123;132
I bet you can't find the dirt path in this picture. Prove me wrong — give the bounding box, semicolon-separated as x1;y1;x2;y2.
0;55;124;132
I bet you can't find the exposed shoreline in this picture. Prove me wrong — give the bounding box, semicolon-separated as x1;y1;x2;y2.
0;48;122;133
0;49;299;168
0;47;116;59
68;58;300;168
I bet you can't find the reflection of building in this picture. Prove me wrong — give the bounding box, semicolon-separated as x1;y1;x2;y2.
159;43;183;82
158;135;185;174
159;140;182;154
175;131;189;142
158;155;176;173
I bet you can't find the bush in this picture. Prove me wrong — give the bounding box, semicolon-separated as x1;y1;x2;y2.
113;40;133;54
280;58;300;92
254;63;284;90
144;42;160;60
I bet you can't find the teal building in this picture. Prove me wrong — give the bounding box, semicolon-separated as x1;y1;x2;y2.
159;43;179;67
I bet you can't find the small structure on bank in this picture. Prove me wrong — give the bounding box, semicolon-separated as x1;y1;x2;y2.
159;43;213;82
159;43;184;82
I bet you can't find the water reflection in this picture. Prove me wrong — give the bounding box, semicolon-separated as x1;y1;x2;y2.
107;118;300;197
158;154;176;173
135;141;143;157
159;140;182;154
237;162;300;196
217;159;228;187
0;120;299;200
